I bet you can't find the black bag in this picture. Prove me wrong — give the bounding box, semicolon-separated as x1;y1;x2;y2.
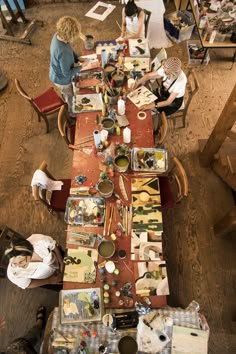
156;87;170;101
230;24;236;43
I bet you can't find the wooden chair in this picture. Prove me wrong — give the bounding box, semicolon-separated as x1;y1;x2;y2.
159;157;189;210
32;160;70;214
156;112;168;147
57;105;75;148
168;69;199;129
15;78;65;133
143;8;152;38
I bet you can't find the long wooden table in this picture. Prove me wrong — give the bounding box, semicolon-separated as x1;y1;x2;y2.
63;91;167;309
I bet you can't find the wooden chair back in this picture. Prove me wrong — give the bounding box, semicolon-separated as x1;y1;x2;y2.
169;157;189;203
143;8;151;38
57;105;71;146
156;112;168;146
14;78;32;102
169;69;199;128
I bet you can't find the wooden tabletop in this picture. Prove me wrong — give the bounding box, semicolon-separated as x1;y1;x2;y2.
63;91;167;309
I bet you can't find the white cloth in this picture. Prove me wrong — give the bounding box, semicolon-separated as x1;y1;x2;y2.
157;68;187;98
125;14;145;38
137;0;172;48
7;234;58;289
31;169;63;196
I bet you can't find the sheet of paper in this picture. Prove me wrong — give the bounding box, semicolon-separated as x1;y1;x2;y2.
85;1;116;21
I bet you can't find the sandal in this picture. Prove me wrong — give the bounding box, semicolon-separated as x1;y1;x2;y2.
36;305;46;328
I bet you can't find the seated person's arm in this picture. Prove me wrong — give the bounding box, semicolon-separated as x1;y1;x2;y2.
121;8;126;38
53;244;64;273
156;91;178;108
129;10;145;39
134;71;160;89
27;273;62;288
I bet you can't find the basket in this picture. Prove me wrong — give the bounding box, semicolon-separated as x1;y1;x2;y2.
164;10;195;43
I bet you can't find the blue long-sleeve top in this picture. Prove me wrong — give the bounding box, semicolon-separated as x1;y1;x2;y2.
49;33;81;85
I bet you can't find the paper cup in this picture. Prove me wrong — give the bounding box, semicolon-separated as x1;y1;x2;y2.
128;78;135;90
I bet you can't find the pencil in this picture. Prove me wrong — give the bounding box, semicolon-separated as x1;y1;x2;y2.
116;20;122;31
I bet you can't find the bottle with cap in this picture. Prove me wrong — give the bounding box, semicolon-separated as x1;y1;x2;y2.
123;126;131;144
117;96;125;115
101;49;108;68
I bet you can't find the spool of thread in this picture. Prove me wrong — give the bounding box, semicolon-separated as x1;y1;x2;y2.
101;49;108;68
93;130;101;148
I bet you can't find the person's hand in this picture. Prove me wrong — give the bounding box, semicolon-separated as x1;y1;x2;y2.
139;102;155;110
0;317;6;331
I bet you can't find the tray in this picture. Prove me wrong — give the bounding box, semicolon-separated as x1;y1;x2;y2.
131;148;168;173
64;196;105;226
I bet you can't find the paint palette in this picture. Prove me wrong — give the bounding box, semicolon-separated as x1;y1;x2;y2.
131;148;168;173
64;196;105;226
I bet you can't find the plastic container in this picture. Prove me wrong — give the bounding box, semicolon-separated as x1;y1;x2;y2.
101;49;108;67
187;40;210;65
123;127;131;144
164;10;195;43
117;96;125;115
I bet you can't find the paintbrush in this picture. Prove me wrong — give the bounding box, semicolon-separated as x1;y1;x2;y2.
116;20;122;31
103;204;107;237
107;205;114;235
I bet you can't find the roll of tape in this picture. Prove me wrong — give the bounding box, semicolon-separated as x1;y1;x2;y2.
137;111;147;120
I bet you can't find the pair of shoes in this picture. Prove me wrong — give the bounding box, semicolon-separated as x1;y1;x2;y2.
36;306;46;328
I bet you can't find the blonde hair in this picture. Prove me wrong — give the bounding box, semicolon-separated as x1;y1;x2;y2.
56;16;81;42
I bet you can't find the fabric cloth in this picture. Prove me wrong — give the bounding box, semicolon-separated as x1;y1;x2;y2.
49;33;80;86
7;234;58;289
5;321;43;354
54;82;75;117
125;13;145;38
31;169;63;197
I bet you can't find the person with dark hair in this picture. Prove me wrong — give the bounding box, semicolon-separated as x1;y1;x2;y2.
0;306;46;354
120;0;145;39
5;234;64;289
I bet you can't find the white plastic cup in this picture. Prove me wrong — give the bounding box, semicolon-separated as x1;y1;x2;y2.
127;78;135;90
100;129;108;143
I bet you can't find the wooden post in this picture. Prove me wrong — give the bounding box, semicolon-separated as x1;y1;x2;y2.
214;206;236;237
199;84;236;167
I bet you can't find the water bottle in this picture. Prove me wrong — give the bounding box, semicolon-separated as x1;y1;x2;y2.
101;49;107;68
117;96;125;115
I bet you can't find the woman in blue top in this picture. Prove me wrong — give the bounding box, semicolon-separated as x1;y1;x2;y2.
49;16;87;117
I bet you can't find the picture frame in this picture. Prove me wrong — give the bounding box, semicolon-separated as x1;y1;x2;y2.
60;288;103;324
85;1;116;22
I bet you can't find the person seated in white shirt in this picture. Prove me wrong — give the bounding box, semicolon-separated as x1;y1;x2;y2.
5;234;64;289
133;57;187;116
120;0;145;39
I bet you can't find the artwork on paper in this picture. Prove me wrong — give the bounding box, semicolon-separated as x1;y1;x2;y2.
64;196;105;226
67;231;97;247
131;178;163;260
85;2;116;22
60;288;103;324
63;248;98;283
74;70;104;91
127;86;157;108
124;57;150;72
134;261;169;296
95;40;117;55
72;93;103;113
131;178;161;206
128;38;150;57
171;326;209;354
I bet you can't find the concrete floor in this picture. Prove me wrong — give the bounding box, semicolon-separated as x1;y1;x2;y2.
0;1;236;353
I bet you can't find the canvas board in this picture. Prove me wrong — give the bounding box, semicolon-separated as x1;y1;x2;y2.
60;288;103;324
124;57;150;72
134;261;169;296
127;86;157;108
63;247;98;283
72;93;103;113
85;1;116;22
128;38;150;57
67;231;97;247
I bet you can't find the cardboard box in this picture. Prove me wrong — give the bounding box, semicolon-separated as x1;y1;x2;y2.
164;10;195;43
187;40;210;65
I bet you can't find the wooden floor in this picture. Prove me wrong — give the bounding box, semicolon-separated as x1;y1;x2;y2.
0;2;236;353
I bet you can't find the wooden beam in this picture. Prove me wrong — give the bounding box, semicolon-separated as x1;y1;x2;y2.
199;84;236;167
214;206;236;237
227;130;236;141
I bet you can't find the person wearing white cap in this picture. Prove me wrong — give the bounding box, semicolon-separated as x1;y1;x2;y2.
133;57;187;117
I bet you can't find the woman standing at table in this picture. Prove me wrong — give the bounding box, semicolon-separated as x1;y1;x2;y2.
133;57;187;116
120;0;145;39
49;16;87;118
5;234;64;289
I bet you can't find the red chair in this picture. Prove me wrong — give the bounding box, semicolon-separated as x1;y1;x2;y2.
57;105;75;148
159;157;189;210
32;161;70;214
15;78;65;133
